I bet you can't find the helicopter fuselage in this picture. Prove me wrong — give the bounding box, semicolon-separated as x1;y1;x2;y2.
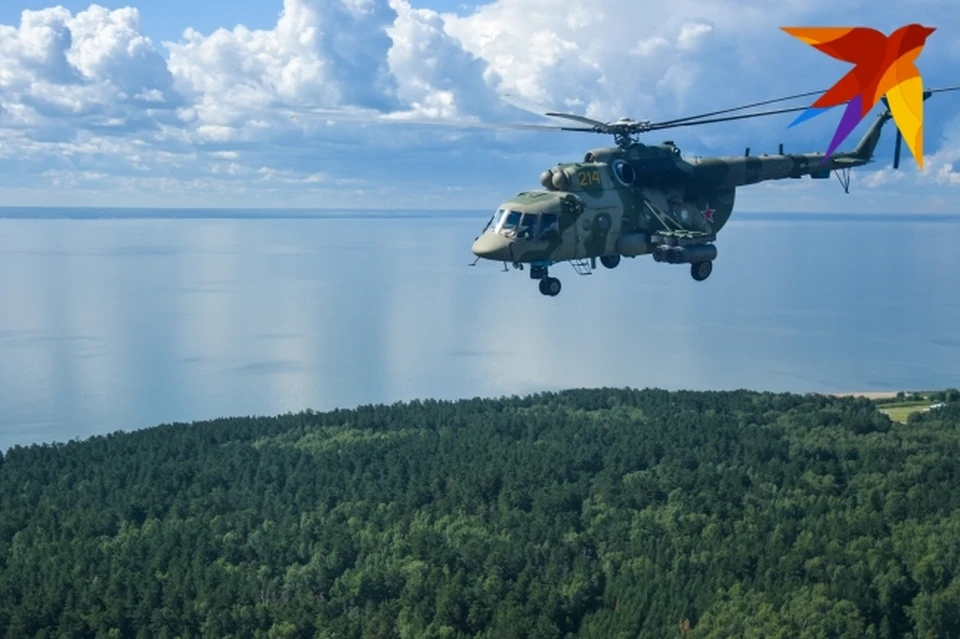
470;109;889;296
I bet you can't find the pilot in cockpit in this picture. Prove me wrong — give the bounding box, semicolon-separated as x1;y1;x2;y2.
539;213;559;240
490;209;560;242
517;213;537;240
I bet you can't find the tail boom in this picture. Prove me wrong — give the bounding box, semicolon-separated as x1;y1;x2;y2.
691;107;891;188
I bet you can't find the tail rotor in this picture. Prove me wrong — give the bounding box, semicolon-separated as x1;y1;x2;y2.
879;95;905;169
893;127;902;169
882;85;960;170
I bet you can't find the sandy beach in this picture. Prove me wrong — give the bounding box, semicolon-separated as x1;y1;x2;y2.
827;392;902;399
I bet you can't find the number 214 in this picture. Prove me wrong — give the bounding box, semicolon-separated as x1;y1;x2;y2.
578;170;601;186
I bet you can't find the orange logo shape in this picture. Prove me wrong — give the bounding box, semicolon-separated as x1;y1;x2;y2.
781;24;936;169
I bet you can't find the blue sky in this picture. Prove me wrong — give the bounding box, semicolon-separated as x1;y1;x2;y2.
0;0;482;43
0;0;958;211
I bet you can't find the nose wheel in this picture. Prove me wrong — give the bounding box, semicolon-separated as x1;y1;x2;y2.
538;276;561;296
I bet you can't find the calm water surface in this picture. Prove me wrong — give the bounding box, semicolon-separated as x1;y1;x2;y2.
1;212;958;449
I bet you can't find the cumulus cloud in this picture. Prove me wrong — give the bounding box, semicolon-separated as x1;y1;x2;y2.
0;5;178;128
441;0;811;121
919;114;960;186
677;22;713;51
0;0;958;209
861;167;907;188
384;0;501;119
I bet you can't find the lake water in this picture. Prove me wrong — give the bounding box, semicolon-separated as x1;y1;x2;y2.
1;210;958;450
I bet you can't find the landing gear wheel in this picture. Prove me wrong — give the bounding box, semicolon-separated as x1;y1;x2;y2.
600;255;621;269
691;261;713;281
546;277;561;296
539;277;561;296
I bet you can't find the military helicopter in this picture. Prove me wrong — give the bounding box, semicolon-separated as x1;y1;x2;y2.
460;86;960;296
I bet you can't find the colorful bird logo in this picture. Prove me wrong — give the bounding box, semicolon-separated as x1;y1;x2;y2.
780;24;936;169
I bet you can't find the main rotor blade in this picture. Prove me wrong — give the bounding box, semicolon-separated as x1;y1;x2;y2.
647;104;818;130
283;105;596;133
922;84;960;103
544;112;610;128
501;94;610;128
651;89;829;128
646;84;958;131
648;85;960;129
279;85;960;137
925;84;960;95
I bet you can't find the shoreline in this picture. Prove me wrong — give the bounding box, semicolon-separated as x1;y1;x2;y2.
825;392;902;399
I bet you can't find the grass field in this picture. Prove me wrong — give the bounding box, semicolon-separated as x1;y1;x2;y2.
829;391;944;424
879;405;930;423
876;399;931;409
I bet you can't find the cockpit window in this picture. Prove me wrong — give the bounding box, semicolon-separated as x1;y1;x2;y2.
489;208;505;230
483;209;503;232
539;213;559;239
497;210;522;233
517;213;537;239
491;210;561;239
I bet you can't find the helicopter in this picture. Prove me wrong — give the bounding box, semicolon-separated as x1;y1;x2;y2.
461;86;960;296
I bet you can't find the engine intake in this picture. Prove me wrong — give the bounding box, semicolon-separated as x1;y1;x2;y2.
539;168;570;191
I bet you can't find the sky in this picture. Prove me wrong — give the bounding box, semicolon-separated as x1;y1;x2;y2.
0;0;958;211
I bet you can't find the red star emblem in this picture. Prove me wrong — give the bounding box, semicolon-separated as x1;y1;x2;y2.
701;203;714;222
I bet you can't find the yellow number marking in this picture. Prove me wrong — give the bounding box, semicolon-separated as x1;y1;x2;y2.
577;170;602;187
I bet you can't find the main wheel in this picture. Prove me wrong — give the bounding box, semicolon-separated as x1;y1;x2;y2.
543;277;561;296
600;255;621;269
691;261;712;281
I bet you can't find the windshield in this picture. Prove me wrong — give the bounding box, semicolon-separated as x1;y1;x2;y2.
488;208;505;231
495;210;522;234
489;209;561;239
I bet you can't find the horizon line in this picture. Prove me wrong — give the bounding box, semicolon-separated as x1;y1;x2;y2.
1;205;958;214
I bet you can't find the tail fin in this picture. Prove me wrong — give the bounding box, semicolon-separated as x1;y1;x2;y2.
850;109;892;162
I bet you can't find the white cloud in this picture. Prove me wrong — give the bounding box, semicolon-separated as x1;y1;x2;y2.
677;22;713;51
861;167;906;188
922;148;960;186
921;114;960;185
631;36;670;58
383;0;501;119
441;0;808;120
0;0;958;209
0;5;178;127
164;5;338;118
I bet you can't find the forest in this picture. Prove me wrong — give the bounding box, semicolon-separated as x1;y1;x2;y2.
1;388;959;638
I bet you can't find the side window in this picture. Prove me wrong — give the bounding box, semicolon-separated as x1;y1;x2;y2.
539;213;559;240
518;213;537;239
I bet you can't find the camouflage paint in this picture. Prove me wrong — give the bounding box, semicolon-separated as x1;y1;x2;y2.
472;109;892;266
